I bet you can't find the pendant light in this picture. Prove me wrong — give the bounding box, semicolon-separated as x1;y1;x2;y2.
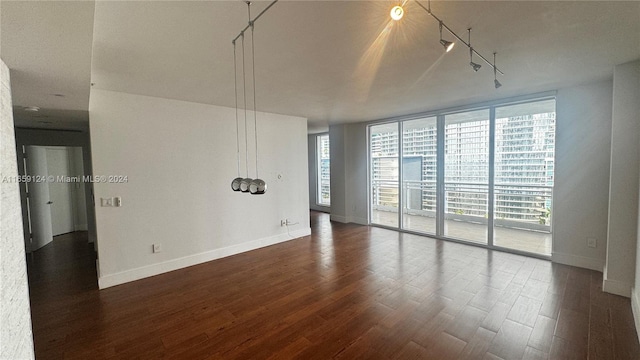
231;39;243;191
248;12;266;195
239;31;253;193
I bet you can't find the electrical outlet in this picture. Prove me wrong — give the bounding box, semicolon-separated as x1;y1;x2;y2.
153;244;162;253
114;196;122;207
101;197;113;207
587;237;597;248
281;219;287;227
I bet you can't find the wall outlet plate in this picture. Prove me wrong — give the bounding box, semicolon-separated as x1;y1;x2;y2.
153;244;162;253
587;237;597;248
101;197;113;207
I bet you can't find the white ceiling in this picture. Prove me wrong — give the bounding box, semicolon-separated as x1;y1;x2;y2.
2;1;639;132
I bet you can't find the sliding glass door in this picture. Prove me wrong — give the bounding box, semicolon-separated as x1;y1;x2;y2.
368;97;556;256
493;100;555;254
443;110;490;244
370;123;399;228
402;117;437;234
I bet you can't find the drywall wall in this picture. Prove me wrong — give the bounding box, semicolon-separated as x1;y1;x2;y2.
308;133;330;213
605;60;640;297
553;80;613;271
0;59;35;359
625;60;640;343
329;125;347;223
89;89;310;288
329;123;368;225
15;128;96;244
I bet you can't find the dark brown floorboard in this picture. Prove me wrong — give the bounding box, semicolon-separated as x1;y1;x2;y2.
27;213;640;359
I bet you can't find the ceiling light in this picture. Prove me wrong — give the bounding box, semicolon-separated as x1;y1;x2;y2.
24;106;40;112
439;22;454;52
231;0;276;195
494;52;502;88
390;5;404;21
440;39;454;52
412;0;505;88
468;29;481;72
51;93;65;97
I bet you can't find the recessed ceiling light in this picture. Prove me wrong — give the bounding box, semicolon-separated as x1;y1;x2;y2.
24;106;40;112
51;94;65;97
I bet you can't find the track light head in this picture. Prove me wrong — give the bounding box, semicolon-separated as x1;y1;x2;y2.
470;62;482;72
390;5;404;21
440;39;455;52
494;79;502;89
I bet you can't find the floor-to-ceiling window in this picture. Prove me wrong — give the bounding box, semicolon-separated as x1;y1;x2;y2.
444;110;490;244
401;117;437;234
493;100;555;254
370;123;399;228
368;96;556;257
317;134;331;206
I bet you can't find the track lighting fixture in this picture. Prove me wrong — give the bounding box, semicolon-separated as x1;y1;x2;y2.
230;0;278;194
410;0;504;88
390;5;404;21
439;22;454;52
468;28;481;72
494;52;502;88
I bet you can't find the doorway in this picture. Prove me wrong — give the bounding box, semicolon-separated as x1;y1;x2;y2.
23;145;88;252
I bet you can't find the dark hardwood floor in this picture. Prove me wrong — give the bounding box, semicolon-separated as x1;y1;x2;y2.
28;212;640;359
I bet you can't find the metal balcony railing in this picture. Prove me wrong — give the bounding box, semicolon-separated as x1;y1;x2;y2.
371;179;552;232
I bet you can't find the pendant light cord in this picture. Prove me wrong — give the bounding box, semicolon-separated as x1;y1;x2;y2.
233;41;240;177
241;33;249;177
251;22;259;179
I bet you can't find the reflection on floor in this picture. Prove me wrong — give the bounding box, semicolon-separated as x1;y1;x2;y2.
372;210;551;255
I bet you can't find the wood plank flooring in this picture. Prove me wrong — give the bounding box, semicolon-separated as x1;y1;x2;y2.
28;212;640;359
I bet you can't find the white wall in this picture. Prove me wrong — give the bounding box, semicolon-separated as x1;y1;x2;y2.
605;60;640;297
307;133;330;213
329;125;347;223
0;59;35;359
553;80;613;271
329;123;368;225
89;89;310;288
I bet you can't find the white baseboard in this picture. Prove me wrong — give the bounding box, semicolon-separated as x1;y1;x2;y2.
330;214;368;225
330;214;348;223
348;216;369;226
603;277;632;297
551;252;604;272
97;227;311;289
632;287;640;344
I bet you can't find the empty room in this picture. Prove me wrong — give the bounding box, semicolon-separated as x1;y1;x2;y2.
1;1;640;359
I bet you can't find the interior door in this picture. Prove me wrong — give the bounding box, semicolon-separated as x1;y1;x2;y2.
46;147;74;236
25;146;53;251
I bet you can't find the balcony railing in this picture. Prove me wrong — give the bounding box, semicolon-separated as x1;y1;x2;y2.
372;179;552;232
